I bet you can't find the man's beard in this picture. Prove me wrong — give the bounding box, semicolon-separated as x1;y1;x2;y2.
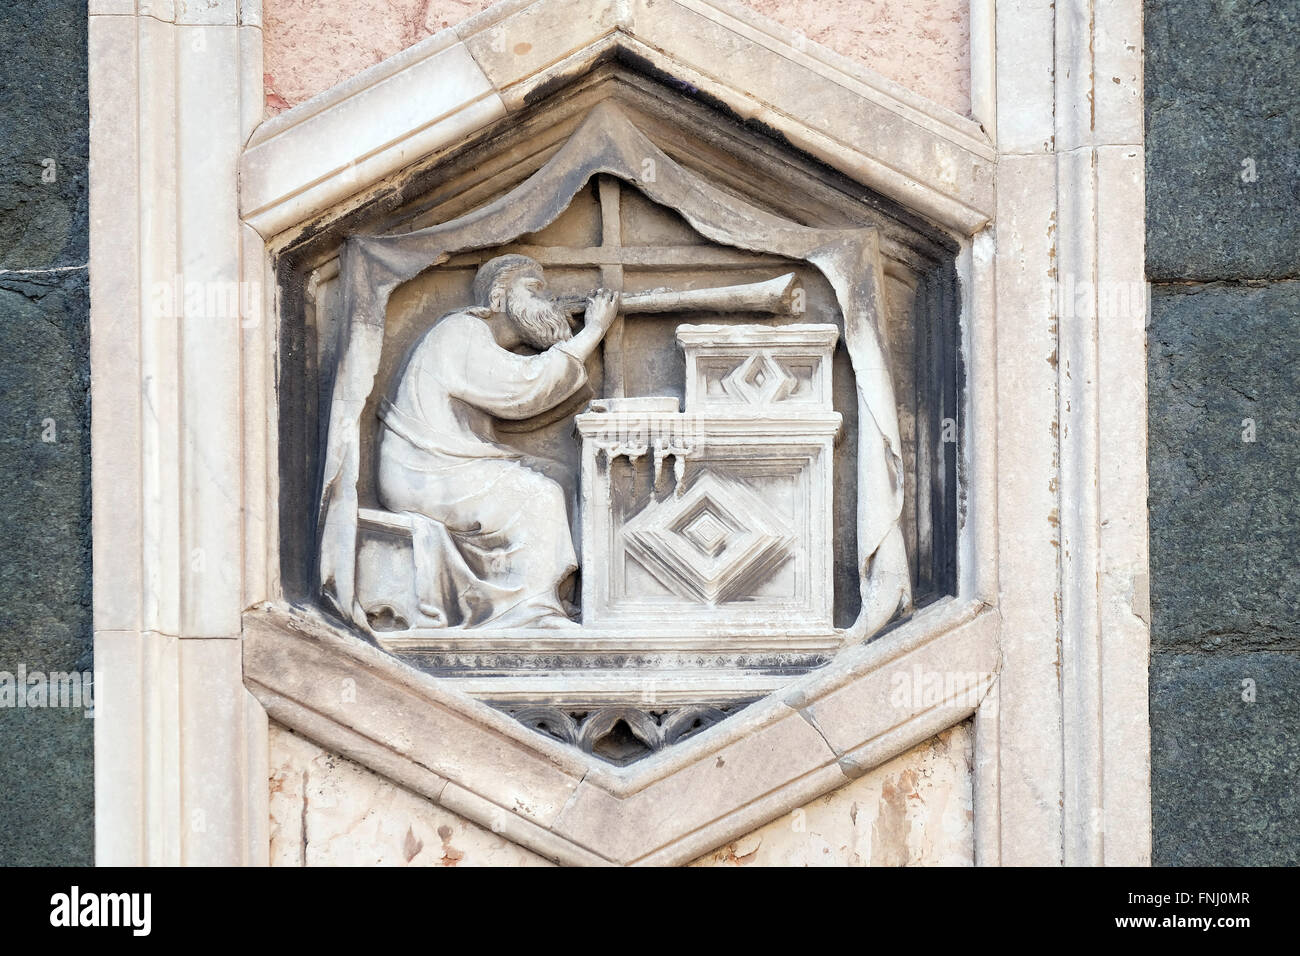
506;286;573;350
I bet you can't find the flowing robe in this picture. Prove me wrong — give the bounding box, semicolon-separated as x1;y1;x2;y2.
376;309;587;628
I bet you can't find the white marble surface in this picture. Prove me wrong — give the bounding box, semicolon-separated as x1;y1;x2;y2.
239;0;994;238
269;724;553;866
261;0;972;116
692;722;973;866
268;720;972;866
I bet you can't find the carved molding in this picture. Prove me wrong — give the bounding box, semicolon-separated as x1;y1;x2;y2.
242;599;998;865
238;0;994;240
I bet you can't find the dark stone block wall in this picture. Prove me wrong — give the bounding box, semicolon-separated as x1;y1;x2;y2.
0;0;93;865
1146;1;1300;281
1146;0;1300;865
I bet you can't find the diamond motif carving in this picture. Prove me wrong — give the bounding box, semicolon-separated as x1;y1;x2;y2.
622;472;796;604
722;354;798;405
682;511;730;558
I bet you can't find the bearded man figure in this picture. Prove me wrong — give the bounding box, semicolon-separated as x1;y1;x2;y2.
377;254;619;629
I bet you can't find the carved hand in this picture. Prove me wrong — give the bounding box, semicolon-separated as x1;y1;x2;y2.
584;288;621;336
558;289;620;364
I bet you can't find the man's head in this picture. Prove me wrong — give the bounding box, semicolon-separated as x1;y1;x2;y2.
472;254;572;350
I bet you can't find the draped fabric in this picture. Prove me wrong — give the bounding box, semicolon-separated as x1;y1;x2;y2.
318;101;910;639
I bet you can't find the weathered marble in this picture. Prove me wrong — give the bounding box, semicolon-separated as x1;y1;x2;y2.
744;0;969;115
314;101;914;673
261;0;970;117
269;720;972;866
269;724;553;866
577;323;844;632
691;722;973;866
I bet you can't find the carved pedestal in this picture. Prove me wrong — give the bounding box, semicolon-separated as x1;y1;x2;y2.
577;324;842;633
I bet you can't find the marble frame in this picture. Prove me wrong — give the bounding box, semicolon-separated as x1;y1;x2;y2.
89;0;1150;866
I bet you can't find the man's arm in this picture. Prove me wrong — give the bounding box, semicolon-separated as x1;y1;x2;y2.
439;313;592;420
556;289;620;365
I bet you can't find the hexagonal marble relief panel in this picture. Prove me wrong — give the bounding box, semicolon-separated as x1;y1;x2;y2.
89;0;1150;869
264;70;963;769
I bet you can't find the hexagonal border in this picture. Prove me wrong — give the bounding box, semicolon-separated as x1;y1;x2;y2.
89;0;1151;866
